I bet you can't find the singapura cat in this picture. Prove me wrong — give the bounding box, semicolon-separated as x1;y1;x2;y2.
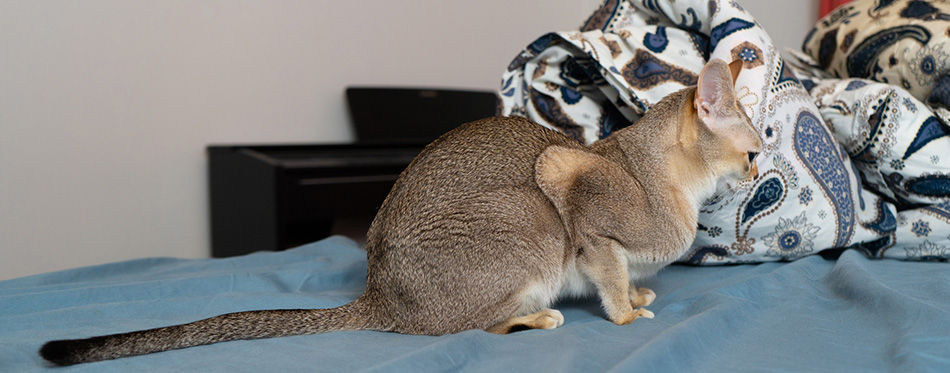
40;58;762;366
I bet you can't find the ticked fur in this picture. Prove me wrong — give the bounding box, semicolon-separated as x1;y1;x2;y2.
532;58;760;324
39;59;762;366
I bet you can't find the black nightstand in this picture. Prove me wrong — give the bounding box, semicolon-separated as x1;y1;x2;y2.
207;143;423;257
208;87;497;257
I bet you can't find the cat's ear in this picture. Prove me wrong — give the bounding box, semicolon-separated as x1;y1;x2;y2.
694;59;740;125
728;59;743;84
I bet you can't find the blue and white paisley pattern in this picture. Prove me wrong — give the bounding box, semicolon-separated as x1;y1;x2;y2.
908;42;950;87
529;88;586;141
890;202;950;260
799;186;813;206
688;32;711;60
903;116;949;159
912;219;932;237
644;26;669;53
580;0;621;32
846;80;868;91
677;8;702;32
794;0;950;261
771;154;799;189
802;0;950;110
900;0;950;21
762;212;821;258
500;0;948;263
904;173;950;198
851;94;894;164
846;25;932;80
741;177;784;224
922;200;950;222
683;245;731;265
793;110;856;248
905;240;950;260
927;75;950;108
771;58;802;94
709;18;755;51
861;197;898;236
731;42;764;69
809;78;950;208
641;0;664;15
622;49;699;90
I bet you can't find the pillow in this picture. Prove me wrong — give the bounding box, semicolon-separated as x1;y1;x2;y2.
498;0;894;263
801;0;950;109
810;78;950;208
892;200;950;260
498;27;706;144
804;77;950;259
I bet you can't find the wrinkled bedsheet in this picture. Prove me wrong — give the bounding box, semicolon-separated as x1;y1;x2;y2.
2;236;948;372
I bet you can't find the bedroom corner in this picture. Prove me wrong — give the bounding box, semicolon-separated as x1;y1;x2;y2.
0;0;610;281
0;0;816;282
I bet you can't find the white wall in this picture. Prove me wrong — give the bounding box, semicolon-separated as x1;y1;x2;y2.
0;0;814;281
741;0;819;55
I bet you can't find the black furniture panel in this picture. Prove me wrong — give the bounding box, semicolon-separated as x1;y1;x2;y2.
346;87;498;145
208;87;497;257
208;144;423;257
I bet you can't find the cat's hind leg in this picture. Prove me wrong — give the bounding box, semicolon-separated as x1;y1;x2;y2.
485;309;564;334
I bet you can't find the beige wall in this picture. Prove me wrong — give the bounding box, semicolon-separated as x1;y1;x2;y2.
0;0;815;280
742;0;819;54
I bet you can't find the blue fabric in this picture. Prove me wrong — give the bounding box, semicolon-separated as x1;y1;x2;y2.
3;236;949;371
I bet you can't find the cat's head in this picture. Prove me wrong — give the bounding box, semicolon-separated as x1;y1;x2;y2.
692;59;763;194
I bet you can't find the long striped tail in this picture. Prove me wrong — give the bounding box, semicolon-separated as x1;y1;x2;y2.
40;301;379;366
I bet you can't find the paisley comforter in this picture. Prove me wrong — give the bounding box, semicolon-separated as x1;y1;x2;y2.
498;0;950;263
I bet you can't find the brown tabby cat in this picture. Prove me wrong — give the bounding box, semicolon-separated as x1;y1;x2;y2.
40;59;761;365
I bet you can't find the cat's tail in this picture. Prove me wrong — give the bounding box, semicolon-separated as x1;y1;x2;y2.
40;298;385;366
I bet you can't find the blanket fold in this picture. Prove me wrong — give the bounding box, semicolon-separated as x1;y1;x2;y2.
499;0;950;263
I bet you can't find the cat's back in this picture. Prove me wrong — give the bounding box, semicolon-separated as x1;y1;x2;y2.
366;116;580;249
389;116;579;198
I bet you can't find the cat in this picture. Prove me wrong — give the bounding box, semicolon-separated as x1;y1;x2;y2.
40;58;761;365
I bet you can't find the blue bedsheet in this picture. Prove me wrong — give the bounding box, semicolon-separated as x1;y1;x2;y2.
2;236;949;371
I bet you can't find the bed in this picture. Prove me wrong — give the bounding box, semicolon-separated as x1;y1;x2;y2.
3;236;949;371
5;0;950;371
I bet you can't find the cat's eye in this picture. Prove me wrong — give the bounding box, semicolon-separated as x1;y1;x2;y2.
747;152;759;163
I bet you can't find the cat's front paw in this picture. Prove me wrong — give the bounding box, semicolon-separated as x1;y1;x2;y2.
633;307;654;319
613;307;654;325
630;287;656;308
